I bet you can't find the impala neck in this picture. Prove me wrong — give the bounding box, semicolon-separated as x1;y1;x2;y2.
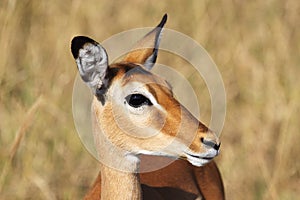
100;160;141;200
92;99;142;200
97;141;142;200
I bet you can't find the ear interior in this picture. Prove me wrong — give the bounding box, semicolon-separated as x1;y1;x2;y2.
71;36;109;94
123;14;167;70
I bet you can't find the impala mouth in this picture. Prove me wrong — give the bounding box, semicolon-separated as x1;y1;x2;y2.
183;151;217;167
185;153;215;160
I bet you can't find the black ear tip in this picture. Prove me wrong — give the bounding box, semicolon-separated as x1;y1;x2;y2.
163;13;168;21
71;36;97;59
157;13;168;28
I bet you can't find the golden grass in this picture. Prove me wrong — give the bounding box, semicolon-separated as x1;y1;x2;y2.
0;0;299;199
0;95;43;193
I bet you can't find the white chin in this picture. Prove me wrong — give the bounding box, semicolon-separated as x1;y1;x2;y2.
187;157;212;167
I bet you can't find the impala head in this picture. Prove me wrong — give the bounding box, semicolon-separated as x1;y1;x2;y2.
71;14;220;167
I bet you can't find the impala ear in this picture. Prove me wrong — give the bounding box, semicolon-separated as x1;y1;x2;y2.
123;14;167;70
71;36;109;94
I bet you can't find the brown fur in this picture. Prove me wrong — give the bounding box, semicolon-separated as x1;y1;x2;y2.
89;67;225;199
73;15;224;200
88;62;224;200
101;64;218;154
84;158;224;200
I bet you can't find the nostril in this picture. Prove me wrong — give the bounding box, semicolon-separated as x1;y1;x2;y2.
200;137;204;143
200;137;220;151
213;142;221;151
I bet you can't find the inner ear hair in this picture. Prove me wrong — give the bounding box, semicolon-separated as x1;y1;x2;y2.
71;36;109;94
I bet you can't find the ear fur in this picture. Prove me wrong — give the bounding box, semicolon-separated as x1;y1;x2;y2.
70;14;167;93
123;14;167;70
71;36;109;94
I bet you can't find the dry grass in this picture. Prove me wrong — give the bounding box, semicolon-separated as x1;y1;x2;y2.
0;0;299;199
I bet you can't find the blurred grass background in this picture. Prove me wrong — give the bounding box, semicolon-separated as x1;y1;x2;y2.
0;0;299;199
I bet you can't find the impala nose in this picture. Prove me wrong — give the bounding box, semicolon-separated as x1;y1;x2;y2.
200;129;221;151
200;137;221;151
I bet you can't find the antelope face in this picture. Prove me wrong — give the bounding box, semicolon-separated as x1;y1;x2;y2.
71;14;221;167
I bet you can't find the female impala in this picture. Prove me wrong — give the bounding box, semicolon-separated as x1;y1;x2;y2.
71;14;224;200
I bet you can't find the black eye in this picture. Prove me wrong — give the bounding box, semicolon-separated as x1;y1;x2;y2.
125;94;153;108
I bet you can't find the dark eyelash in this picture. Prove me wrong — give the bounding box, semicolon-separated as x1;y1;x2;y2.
125;94;153;108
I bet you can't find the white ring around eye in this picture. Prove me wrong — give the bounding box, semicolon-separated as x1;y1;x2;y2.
124;92;153;115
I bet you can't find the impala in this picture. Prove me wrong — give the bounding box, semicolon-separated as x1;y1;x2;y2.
71;14;224;200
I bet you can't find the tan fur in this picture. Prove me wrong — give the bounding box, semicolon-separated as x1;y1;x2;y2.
123;26;158;65
88;63;223;199
73;15;224;200
94;65;218;154
84;158;224;200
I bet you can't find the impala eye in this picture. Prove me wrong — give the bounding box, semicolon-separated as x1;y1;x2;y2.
125;94;153;108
